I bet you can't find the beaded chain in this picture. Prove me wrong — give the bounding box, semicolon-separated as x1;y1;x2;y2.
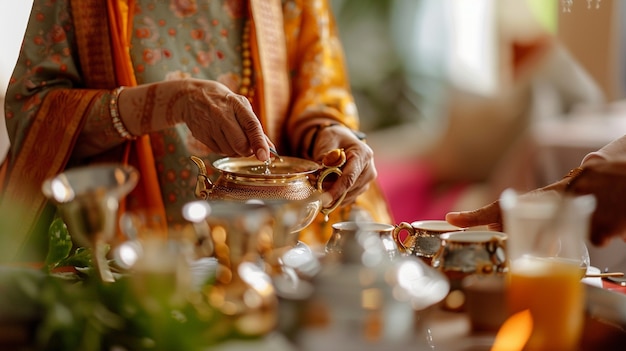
239;18;255;103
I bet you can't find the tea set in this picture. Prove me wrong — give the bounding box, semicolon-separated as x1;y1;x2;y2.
36;149;604;347
188;150;509;291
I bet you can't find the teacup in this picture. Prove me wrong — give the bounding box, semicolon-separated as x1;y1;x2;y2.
462;274;507;332
432;230;508;312
392;220;464;264
431;230;508;287
327;221;398;261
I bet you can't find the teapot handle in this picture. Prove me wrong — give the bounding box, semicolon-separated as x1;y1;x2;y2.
317;149;348;220
190;156;213;200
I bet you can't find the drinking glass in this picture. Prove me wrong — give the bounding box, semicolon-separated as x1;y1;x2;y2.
500;189;596;351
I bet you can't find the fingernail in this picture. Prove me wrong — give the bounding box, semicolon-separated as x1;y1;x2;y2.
256;148;268;161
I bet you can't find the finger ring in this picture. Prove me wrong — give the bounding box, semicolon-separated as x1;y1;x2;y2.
563;167;585;190
322;148;346;168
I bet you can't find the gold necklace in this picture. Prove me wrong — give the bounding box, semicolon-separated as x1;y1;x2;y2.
240;18;254;103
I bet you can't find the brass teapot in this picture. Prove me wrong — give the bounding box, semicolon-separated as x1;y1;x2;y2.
190;149;347;223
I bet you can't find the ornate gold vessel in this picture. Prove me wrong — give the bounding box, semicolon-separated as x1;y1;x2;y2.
190;149;347;222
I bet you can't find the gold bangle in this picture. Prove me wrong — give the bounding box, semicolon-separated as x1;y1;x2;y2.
110;86;137;140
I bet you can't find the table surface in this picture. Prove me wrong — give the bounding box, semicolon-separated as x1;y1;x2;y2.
427;306;626;351
2;267;626;351
424;277;626;351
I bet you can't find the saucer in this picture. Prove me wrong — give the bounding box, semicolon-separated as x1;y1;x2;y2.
582;266;603;288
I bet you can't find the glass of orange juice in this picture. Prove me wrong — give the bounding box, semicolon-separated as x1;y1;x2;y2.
507;256;585;350
500;189;596;351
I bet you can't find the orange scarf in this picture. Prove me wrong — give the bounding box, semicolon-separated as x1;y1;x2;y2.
105;0;168;237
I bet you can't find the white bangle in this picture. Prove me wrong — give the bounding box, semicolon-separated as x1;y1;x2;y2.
110;86;137;140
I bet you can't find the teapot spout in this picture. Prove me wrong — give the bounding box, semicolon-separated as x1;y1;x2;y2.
191;156;211;200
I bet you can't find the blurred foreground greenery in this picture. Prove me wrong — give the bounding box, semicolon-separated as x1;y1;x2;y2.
0;217;252;351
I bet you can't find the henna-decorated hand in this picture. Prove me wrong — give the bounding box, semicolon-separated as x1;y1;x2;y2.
118;79;272;161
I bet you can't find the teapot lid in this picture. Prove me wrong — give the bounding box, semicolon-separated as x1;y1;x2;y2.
213;156;320;177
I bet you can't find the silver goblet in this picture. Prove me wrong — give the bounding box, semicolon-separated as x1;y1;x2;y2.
42;164;139;282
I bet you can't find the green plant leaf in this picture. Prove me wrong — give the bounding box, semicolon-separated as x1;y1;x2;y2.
59;246;93;269
44;217;73;271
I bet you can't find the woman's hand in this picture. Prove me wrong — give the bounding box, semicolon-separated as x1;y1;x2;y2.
309;124;375;207
118;79;272;161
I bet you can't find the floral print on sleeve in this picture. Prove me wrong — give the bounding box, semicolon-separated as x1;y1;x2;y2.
5;0;84;156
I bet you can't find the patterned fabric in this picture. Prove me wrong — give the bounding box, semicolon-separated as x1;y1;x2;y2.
129;0;251;224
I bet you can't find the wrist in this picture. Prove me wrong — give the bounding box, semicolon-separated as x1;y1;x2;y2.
305;122;340;159
117;82;186;136
110;87;138;140
563;167;585;192
299;121;367;159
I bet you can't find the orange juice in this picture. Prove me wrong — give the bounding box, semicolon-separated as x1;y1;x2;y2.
578;265;588;280
507;256;585;351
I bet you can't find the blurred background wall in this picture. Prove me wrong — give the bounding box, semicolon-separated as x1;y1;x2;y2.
0;1;32;162
331;0;623;213
332;0;626;270
332;0;622;134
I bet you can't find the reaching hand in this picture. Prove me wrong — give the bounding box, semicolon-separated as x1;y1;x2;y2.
446;161;626;247
444;176;568;232
118;79;272;161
